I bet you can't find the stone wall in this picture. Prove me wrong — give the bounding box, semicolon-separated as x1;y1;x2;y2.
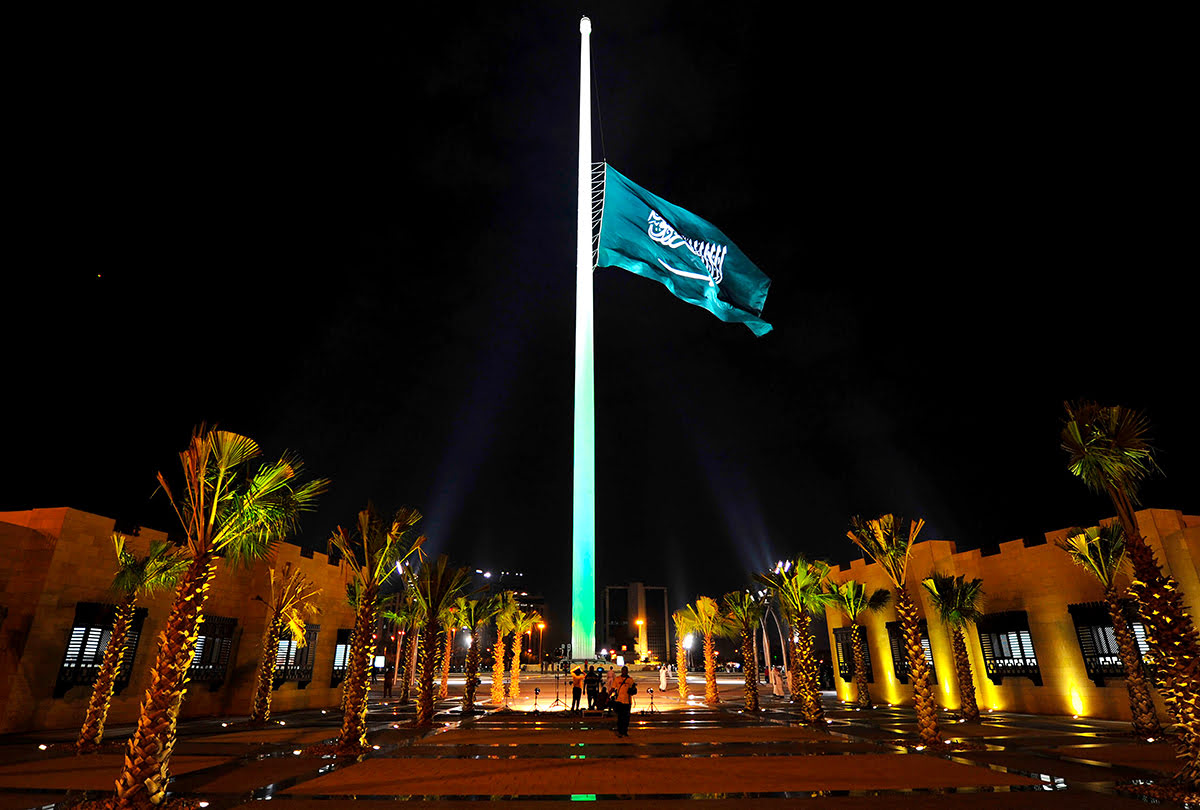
824;508;1200;721
0;507;360;734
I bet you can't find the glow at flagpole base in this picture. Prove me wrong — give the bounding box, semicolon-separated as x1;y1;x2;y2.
571;15;596;661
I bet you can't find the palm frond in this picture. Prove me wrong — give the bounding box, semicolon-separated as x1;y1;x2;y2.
846;514;924;588
1056;524;1127;590
920;572;985;628
1062;401;1160;502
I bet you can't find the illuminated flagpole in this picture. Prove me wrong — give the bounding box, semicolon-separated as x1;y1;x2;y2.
571;15;596;662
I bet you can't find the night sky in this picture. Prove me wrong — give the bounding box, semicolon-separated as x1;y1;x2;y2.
6;5;1194;652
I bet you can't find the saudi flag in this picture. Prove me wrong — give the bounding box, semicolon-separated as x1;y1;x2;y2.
596;165;772;336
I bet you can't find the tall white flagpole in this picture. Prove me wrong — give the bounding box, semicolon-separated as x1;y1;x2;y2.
571;15;596;662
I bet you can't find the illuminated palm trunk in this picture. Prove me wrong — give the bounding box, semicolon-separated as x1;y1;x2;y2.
793;612;825;725
407;622;421;696
76;596;135;752
416;616;442;726
491;631;507;704
336;584;379;752
703;632;718;705
396;626;412;703
740;629;759;712
463;630;482;713
675;629;689;701
249;618;284;724
439;627;453;700
1111;492;1199;787
850;623;872;709
1105;589;1160;738
509;633;523;701
895;588;940;746
949;627;979;721
114;551;217;808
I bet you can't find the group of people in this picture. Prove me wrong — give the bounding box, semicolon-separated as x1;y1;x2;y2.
570;664;637;737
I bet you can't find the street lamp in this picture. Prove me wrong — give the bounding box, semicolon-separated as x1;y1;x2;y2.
537;622;546;671
682;633;694;671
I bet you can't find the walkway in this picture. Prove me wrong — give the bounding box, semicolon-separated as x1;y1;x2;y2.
0;673;1190;808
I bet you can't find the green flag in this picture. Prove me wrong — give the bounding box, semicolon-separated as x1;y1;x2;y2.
596;164;772;336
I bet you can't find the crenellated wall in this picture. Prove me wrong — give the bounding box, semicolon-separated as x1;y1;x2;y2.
825;508;1199;722
0;507;360;734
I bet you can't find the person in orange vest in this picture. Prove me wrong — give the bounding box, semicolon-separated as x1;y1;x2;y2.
611;666;637;737
570;667;585;714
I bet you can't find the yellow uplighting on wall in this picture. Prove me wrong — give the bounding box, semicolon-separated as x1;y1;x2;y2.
1069;686;1085;717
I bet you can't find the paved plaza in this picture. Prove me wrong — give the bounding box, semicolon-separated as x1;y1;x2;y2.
0;673;1191;808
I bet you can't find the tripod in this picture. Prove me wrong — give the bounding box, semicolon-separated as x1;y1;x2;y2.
640;687;660;714
547;671;566;710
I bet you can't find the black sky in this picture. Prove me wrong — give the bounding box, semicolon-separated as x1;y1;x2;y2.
5;5;1195;651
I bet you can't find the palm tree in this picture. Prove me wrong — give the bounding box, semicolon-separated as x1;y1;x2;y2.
847;514;940;746
754;558;833;724
723;591;767;712
438;602;461;700
679;596;732;706
1062;401;1198;787
249;562;321;725
920;573;984;722
672;609;691;701
491;592;517;705
509;607;543;703
828;579;891;709
113;427;327;808
76;534;187;753
381;591;422;704
327;504;425;753
1058;525;1161;737
412;554;471;726
459;594;503;714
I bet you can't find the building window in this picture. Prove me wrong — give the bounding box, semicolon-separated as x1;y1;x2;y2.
55;602;148;698
275;624;320;689
189;615;237;690
331;628;352;688
832;625;873;684
885;620;936;685
977;611;1041;686
1068;602;1150;687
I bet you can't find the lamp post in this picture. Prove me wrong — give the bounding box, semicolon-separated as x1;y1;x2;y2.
537;622;546;672
635;618;645;661
683;633;694;672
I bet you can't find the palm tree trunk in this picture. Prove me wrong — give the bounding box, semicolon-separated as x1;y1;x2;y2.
703;632;718;705
1105;588;1161;738
249;618;284;724
396;625;412;703
1107;490;1199;788
114;551;217;809
896;587;940;746
851;623;872;709
793;612;825;725
741;630;759;712
787;623;803;703
950;626;980;721
416;616;442;726
77;596;135;752
491;630;507;705
675;630;689;700
439;627;453;700
509;633;523;702
463;632;481;713
336;585;379;752
407;622;421;696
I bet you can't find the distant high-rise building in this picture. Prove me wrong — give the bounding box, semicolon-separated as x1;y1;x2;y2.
603;582;670;662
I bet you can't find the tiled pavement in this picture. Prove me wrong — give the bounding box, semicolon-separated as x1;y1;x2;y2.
0;674;1191;808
